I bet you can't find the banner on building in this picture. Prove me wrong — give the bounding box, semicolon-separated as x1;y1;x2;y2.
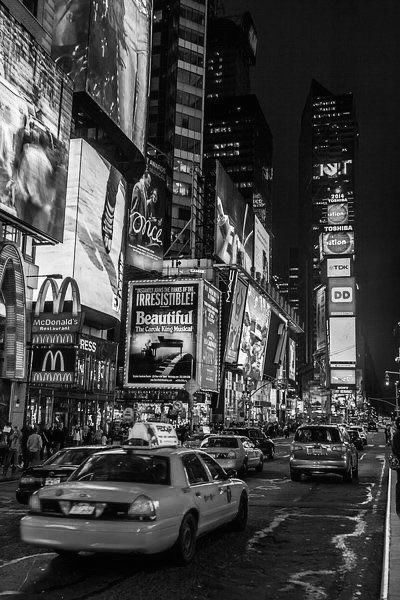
52;0;152;156
316;286;326;351
328;277;356;316
224;274;248;364
0;4;72;242
238;284;271;386
199;282;220;391
215;161;254;275
125;280;201;388
329;317;356;364
288;338;296;381
253;215;270;282
35;139;126;319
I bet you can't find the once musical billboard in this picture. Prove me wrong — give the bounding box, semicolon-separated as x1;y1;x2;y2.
125;281;200;387
215;161;254;274
126;155;171;271
52;0;152;156
36;139;126;319
238;284;271;385
199;282;220;391
0;5;72;242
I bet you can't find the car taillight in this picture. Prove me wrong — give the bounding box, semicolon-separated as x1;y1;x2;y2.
227;451;237;458
331;445;344;452
291;444;303;452
29;494;41;513
128;495;157;521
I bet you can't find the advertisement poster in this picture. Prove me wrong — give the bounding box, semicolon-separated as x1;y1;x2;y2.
313;160;352;180
329;317;356;364
0;5;72;242
253;216;270;282
52;0;152;156
36;139;126;318
238;285;271;385
328;277;356;316
215;161;254;274
316;286;327;351
288;338;296;381
321;231;355;256
326;257;351;278
126;281;199;387
327;202;349;226
126;156;171;270
225;277;248;364
200;282;220;391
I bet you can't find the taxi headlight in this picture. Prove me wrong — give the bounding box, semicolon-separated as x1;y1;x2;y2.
29;493;41;513
128;495;157;521
227;451;237;459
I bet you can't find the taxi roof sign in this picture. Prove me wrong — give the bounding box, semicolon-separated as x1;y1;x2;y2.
127;422;179;449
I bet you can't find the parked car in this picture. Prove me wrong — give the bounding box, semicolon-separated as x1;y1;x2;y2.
226;427;275;459
16;446;110;504
348;425;367;447
289;424;358;482
20;446;248;564
200;434;264;475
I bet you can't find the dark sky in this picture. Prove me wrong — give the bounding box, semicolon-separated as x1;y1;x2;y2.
225;0;400;392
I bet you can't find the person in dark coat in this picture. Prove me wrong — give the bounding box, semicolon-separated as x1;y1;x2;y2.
391;416;400;514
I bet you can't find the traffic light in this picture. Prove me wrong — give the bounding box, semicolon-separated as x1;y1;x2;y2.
385;372;390;386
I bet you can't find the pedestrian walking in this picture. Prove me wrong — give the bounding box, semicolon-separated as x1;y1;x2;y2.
391;416;400;514
3;426;21;477
72;424;82;446
385;423;392;444
21;421;33;468
26;426;42;466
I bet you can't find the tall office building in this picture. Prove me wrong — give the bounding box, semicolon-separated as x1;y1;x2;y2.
299;80;358;417
148;0;208;257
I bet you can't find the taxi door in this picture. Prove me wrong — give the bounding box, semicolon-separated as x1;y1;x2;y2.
181;453;221;533
242;439;259;468
199;452;237;523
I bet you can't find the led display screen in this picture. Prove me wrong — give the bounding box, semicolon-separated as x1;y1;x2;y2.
288;338;296;381
330;368;356;387
199;282;220;391
328;277;356;316
0;5;72;242
321;231;355;256
224;275;248;364
327;202;349;225
215;161;254;275
329;317;356;364
313;160;352;180
316;286;327;351
125;281;199;387
36;139;126;319
238;284;271;385
326;257;352;278
52;0;152;156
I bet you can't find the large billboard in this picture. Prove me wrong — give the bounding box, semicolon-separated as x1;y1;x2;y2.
316;286;327;351
327;202;349;226
321;231;355;256
200;282;220;391
215;161;254;274
326;257;352;278
0;5;72;242
288;338;296;381
125;281;199;387
36;139;126;319
253;216;270;282
52;0;152;156
238;285;271;385
330;368;356;387
328;277;356;316
329;317;356;364
313;160;352;180
126;155;171;270
224;275;248;364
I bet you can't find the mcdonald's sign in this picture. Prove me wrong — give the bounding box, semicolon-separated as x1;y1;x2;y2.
32;277;82;334
31;347;76;387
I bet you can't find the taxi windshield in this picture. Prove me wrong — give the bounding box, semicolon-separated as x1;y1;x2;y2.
44;449;94;467
294;428;341;444
69;453;170;485
206;437;239;448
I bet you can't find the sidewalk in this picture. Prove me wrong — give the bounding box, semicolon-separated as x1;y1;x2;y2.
382;468;400;599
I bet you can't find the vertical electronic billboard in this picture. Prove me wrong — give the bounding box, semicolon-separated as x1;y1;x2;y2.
52;0;152;156
199;282;220;391
224;275;248;364
253;216;270;282
329;317;356;364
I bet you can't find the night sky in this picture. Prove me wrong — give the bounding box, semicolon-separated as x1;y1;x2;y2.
225;0;400;395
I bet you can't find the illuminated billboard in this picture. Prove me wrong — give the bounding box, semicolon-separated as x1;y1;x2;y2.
326;257;352;278
215;161;254;274
200;282;220;391
288;338;296;381
328;277;356;316
253;216;270;282
321;231;355;256
0;5;72;242
316;286;326;351
329;317;356;364
126;156;171;271
36;139;126;319
238;285;271;385
224;274;248;364
327;202;349;226
125;281;200;387
52;0;152;156
330;368;356;387
313;161;352;180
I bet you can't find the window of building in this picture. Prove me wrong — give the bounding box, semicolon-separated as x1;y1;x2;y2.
176;112;202;132
180;5;205;26
178;207;191;221
176;90;202;110
174;158;193;175
178;47;204;68
177;68;203;89
22;0;38;16
173;181;192;197
22;235;34;261
1;224;21;245
178;26;204;46
175;134;200;154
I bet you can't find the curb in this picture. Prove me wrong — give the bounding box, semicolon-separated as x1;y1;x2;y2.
380;466;392;600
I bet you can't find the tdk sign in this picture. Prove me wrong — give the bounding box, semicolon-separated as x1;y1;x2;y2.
331;287;353;303
327;257;351;278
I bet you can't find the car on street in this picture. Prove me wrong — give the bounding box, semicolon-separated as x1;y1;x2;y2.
200;434;264;475
16;446;110;504
226;427;275;459
20;445;249;564
183;432;209;449
348;429;364;451
289;424;358;482
347;425;367;447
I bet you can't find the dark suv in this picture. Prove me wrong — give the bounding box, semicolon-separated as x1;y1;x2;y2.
225;427;275;459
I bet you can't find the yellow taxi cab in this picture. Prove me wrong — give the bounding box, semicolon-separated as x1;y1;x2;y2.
20;423;248;564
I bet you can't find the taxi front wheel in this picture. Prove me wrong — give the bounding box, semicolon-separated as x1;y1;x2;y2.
173;513;197;565
230;493;248;531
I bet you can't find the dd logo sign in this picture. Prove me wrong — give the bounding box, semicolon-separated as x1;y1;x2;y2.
331;287;353;303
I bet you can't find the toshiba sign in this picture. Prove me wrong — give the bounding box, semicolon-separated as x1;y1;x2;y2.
326;257;351;278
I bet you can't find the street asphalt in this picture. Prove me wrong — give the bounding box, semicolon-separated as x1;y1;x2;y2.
0;432;388;600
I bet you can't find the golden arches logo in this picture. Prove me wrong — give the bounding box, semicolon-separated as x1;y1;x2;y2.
42;350;65;372
35;277;81;316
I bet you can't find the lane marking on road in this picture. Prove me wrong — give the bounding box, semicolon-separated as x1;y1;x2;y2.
0;553;55;569
282;454;290;458
279;569;335;599
358;483;373;505
247;511;290;553
372;456;386;515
